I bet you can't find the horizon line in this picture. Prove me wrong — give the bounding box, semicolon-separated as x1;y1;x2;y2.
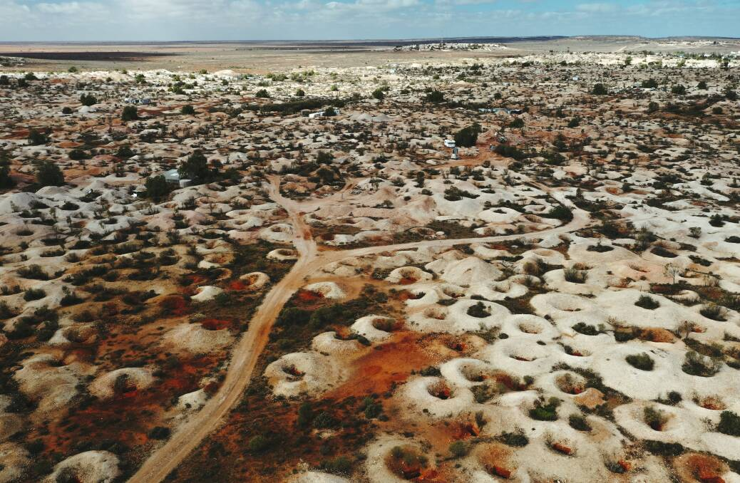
1;34;740;45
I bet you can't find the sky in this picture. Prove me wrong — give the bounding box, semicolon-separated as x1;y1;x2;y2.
0;0;738;41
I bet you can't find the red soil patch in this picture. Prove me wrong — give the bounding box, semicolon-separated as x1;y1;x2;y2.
552;442;573;455
399;277;418;285
397;291;415;302
297;290;324;302
324;332;443;399
228;280;248;291
637;327;676;343
676;453;728;483
159;295;190;317
489;465;512;479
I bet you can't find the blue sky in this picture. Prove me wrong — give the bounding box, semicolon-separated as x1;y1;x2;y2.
1;0;738;41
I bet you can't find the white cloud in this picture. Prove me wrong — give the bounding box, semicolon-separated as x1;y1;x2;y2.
576;3;618;13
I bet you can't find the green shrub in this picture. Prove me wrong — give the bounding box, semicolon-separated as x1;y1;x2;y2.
544;205;573;222
0;151;13;189
626;353;654;371
454;123;482;148
467;301;491;318
700;304;726;321
322;456;352;475
718;411;740;436
498;430;528;447
568;414;591;431
682;351;721;377
529;397;560;421
644;440;684;456
181;104;195;115
80;93;97;106
145;175;171;201
121;105;139;121
635;295;660;310
449;441;468;457
592;83;608;95
425;90;444;103
24;288;46;301
248;435;270;452
28;129;49;146
564;268;587;284
35;161;65;187
573;322;599;336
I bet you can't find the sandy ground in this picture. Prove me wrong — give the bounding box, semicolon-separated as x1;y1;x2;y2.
2;37;738;73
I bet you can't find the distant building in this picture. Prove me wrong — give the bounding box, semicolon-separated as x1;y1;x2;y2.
164;169;180;184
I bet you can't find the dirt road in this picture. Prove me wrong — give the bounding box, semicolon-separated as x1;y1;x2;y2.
128;180;589;483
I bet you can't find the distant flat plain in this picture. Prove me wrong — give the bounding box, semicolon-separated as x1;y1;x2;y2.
1;36;738;72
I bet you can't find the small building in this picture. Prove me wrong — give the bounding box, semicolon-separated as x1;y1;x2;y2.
164;169;180;184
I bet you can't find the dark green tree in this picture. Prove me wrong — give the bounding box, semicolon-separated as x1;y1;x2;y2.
592;84;608;95
121;105;139;121
35;160;65;187
454;123;482;148
28;129;49;146
145;175;170;201
80;93;97;106
0;151;14;189
425;90;445;103
178;150;211;183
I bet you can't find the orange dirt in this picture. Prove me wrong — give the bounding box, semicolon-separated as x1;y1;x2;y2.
324;332;445;400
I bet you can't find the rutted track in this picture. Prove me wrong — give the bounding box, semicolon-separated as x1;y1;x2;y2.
128;181;589;483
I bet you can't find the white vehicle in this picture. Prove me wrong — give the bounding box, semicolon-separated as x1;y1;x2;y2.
444;140;456;148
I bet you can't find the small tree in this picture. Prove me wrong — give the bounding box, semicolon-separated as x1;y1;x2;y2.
449;441;468;458
425;90;445;103
697;80;707;90
35;161;65;187
0;151;14;189
145;175;170;201
0;75;9;86
121;106;139;121
181;104;195;115
28;129;49;146
295;88;305;97
592;84;608;95
372;88;385;101
642;78;658;89
454;123;482;148
80;93;97;106
255;89;270;98
179;150;211;184
671;84;687;95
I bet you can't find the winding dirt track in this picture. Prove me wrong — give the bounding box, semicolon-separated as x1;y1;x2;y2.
128;179;589;483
